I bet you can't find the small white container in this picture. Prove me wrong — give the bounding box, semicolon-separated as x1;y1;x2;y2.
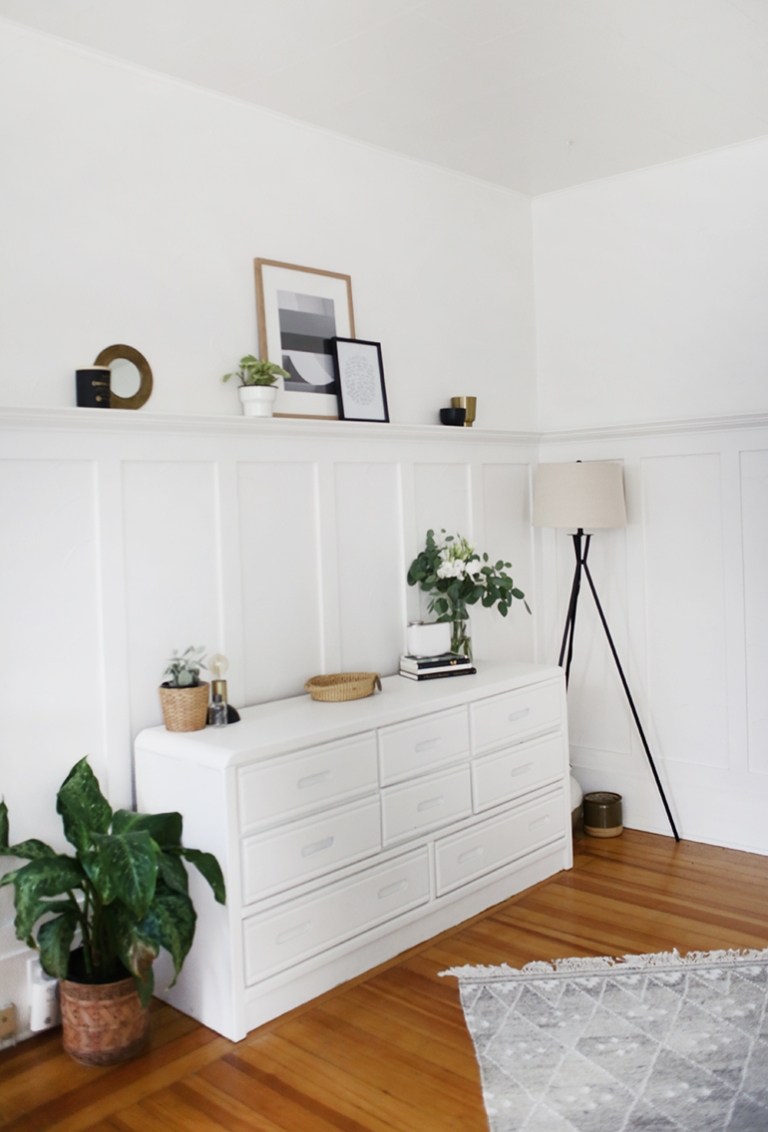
239;385;277;417
406;621;451;657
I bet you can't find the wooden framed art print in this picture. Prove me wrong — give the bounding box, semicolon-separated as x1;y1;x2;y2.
331;337;389;423
254;258;355;419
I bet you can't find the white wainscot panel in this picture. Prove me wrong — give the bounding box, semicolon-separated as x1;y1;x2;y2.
477;463;534;663
335;463;403;674
413;462;471;623
741;450;768;774
641;454;728;767
122;461;221;736
238;462;322;703
0;460;104;853
414;463;471;541
559;525;633;761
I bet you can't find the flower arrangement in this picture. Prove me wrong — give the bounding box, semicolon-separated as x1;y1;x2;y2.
407;529;529;657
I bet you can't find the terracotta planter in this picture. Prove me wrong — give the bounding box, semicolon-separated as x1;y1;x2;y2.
60;975;150;1066
159;681;209;731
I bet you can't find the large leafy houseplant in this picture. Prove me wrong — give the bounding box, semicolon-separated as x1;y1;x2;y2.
407;529;530;657
0;758;225;1007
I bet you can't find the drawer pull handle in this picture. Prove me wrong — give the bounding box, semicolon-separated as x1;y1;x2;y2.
378;879;408;900
415;737;440;752
529;815;550;831
417;795;444;812
458;846;483;864
508;708;531;723
297;771;331;790
276;922;312;945
510;763;534;778
301;836;334;857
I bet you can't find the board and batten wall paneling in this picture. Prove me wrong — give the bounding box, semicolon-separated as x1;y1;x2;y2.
122;461;222;738
641;453;729;768
741;449;768;773
238;462;323;704
413;462;472;625
0;460;105;848
477;463;535;663
334;462;405;674
559;524;634;764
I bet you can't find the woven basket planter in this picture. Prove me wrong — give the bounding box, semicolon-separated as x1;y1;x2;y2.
159;682;209;731
304;673;382;702
60;974;150;1066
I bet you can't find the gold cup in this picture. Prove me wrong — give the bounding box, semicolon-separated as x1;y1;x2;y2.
451;396;476;427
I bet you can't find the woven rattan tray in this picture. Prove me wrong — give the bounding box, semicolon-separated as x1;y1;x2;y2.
304;672;382;702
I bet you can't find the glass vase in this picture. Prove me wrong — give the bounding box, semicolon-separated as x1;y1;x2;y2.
451;619;472;660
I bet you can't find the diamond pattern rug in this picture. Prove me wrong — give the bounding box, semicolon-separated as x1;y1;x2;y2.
441;949;768;1131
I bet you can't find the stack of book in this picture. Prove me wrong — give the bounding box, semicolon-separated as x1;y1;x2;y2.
399;652;476;681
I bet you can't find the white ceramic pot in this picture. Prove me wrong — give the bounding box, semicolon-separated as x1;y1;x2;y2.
239;385;277;417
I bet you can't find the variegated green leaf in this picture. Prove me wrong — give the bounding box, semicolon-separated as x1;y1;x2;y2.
4;840;57;861
79;846;117;905
13;857;85;944
111;810;183;847
107;903;158;1008
37;911;79;979
90;831;157;919
180;848;226;904
157;852;188;895
139;888;196;983
56;759;112;853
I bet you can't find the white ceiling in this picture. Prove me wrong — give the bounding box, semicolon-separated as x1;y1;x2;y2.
3;0;768;195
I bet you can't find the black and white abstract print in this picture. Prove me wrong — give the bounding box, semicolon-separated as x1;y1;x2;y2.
277;290;337;395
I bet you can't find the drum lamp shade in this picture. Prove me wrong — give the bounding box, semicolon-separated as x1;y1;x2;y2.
532;461;627;530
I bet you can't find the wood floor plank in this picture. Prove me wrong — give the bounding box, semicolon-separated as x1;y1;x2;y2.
3;829;768;1132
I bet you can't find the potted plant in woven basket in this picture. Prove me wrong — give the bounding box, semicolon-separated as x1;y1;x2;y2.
0;758;225;1065
159;646;208;731
222;355;290;418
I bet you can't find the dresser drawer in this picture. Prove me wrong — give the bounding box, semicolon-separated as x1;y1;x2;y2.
472;733;565;813
470;680;561;754
435;790;566;895
381;765;472;846
241;796;382;904
243;847;430;984
238;732;378;833
378;707;470;785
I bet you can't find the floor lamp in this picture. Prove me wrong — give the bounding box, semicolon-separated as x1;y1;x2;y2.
532;461;680;842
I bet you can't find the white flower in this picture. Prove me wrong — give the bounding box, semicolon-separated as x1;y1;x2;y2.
437;559;465;579
465;560;483;577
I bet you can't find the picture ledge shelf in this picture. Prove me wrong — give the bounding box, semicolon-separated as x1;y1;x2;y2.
0;406;766;444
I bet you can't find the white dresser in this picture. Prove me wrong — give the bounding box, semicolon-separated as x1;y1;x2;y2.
134;661;571;1041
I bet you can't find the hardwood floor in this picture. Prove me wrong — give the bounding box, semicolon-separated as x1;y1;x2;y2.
3;828;768;1131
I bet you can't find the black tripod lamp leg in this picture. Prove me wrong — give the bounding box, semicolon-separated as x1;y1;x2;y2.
558;531;584;689
581;558;680;843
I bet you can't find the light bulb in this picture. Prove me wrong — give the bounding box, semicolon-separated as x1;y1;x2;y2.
209;653;229;680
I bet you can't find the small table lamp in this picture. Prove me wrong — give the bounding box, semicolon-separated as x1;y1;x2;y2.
533;461;679;841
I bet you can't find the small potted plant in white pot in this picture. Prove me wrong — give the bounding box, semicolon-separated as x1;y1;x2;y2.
222;355;290;417
159;646;209;731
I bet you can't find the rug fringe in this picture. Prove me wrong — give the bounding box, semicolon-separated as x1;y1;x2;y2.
439;946;768;981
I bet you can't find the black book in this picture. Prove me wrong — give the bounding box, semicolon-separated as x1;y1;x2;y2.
399;666;477;681
400;652;472;672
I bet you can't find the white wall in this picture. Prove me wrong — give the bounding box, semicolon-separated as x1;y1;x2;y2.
533;137;768;867
0;19;536;429
533;137;768;431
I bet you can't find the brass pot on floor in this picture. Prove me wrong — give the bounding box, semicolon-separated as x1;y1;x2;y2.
59;974;150;1066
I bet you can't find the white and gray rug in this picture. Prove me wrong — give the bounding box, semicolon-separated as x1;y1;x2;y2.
441;949;768;1131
